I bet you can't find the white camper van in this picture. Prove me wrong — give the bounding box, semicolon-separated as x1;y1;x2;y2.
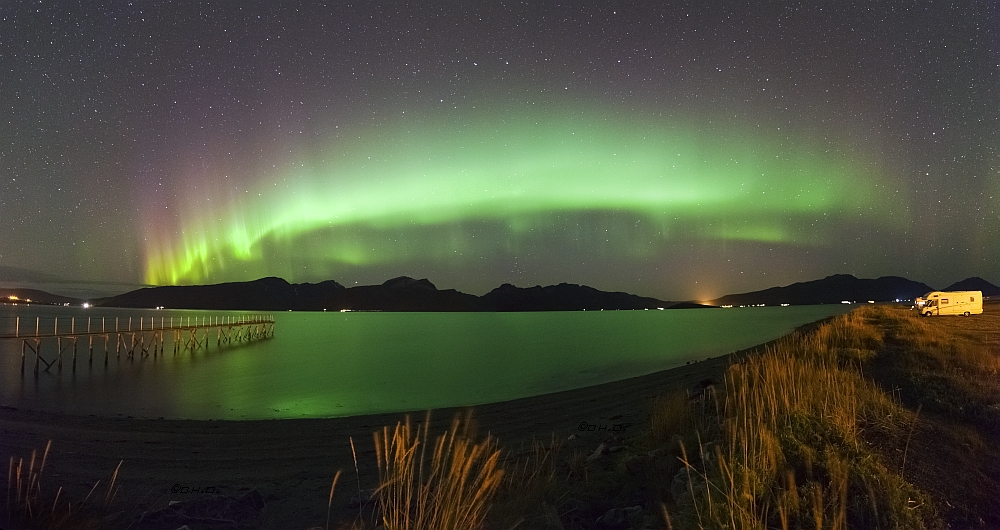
914;291;983;316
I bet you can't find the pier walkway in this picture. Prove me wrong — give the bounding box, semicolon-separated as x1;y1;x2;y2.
0;314;274;374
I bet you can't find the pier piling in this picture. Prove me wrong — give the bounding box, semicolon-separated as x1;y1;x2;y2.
2;314;274;375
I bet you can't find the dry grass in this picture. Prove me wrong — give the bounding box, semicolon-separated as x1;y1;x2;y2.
4;440;122;530
809;307;884;363
372;411;504;530
665;307;938;530
489;435;567;529
651;390;691;444
868;303;1000;426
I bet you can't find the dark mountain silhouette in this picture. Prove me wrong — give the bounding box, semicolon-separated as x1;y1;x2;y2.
20;273;997;312
329;277;482;311
98;276;684;311
709;274;935;307
0;287;83;306
942;277;1000;297
667;301;719;310
480;283;677;311
99;277;346;310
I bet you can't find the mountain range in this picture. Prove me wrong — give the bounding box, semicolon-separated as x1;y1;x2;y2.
2;274;997;311
711;274;930;307
712;275;1000;307
0;265;150;299
0;287;85;306
92;276;687;312
710;274;999;307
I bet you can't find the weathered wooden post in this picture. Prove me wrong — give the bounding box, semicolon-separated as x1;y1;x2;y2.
16;317;23;373
56;318;62;369
71;317;77;369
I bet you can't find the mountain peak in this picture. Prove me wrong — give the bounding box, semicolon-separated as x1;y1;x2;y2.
381;276;437;290
943;277;1000;296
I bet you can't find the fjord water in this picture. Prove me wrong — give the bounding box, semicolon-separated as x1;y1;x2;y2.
0;305;851;420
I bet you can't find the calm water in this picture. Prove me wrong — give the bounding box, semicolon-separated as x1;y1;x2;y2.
0;305;851;420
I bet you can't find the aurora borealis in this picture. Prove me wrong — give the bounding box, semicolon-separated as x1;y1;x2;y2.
1;2;996;300
142;110;904;287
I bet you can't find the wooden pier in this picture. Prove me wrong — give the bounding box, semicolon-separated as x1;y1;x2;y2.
0;314;274;374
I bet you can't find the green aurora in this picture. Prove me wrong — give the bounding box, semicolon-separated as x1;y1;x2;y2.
143;110;906;287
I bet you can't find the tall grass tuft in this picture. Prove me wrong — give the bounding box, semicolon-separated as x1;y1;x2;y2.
6;439;52;522
372;412;504;530
651;390;691;444
4;440;123;530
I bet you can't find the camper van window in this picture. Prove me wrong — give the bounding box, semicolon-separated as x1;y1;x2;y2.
941;299;949;304
971;297;975;302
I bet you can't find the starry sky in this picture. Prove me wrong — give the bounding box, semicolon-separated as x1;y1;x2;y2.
1;1;997;301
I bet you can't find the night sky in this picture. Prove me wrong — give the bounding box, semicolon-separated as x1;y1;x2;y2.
1;2;996;301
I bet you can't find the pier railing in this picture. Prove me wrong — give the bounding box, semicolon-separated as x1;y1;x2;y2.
0;314;274;374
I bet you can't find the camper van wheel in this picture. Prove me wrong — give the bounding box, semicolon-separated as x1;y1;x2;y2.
963;311;970;317
923;311;933;317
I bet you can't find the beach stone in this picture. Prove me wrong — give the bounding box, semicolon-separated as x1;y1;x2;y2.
595;505;643;529
624;506;644;528
698;442;715;464
649;434;684;460
595;507;628;529
666;434;685;453
624;454;653;478
670;468;691;504
696;377;719;389
586;442;608;462
135;489;265;529
542;502;567;530
648;446;670;459
653;454;681;479
349;488;378;508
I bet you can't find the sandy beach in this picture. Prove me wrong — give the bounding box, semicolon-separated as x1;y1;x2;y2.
1;352;730;528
